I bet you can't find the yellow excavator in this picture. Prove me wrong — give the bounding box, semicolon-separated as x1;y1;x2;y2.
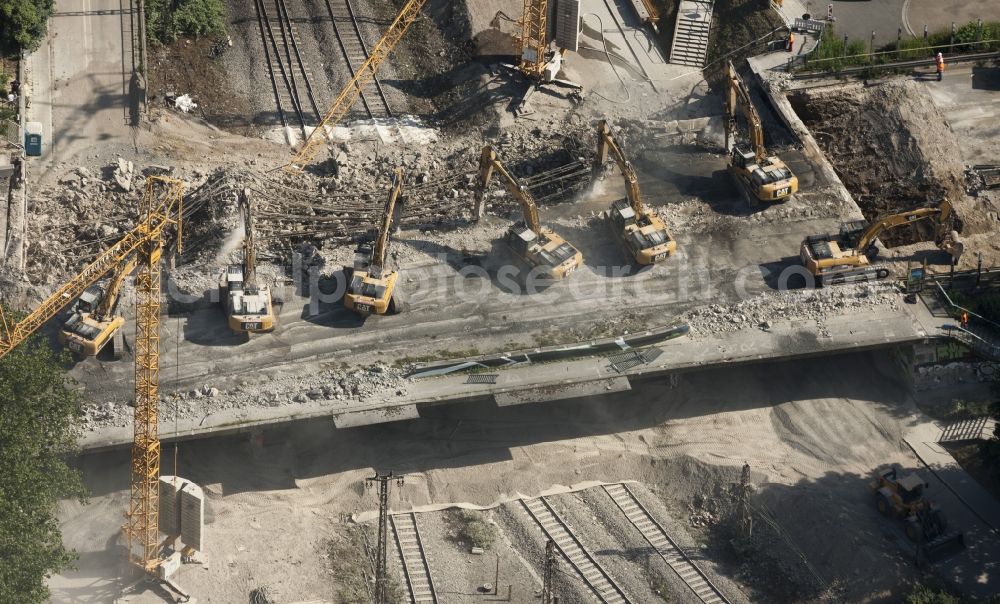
219;189;275;333
59;255;137;358
594;119;677;265
800;198;963;285
344;168;405;315
477;145;583;280
725;61;798;204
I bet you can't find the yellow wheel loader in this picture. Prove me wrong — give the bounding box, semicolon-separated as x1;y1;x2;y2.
870;467;965;561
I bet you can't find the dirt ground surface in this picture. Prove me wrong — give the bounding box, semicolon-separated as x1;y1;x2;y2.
789;78;993;248
4;0;1000;600
52;352;993;603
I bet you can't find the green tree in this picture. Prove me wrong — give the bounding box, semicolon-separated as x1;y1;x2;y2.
0;0;55;53
0;316;86;602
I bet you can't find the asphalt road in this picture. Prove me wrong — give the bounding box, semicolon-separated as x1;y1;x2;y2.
25;0;138;178
816;0;1000;48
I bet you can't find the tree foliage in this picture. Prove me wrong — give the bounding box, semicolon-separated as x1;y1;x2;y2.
146;0;227;45
0;0;55;53
0;314;85;602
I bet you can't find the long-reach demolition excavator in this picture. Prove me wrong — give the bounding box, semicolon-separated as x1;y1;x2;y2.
800;198;963;285
344;169;406;315
220;189;275;333
478;145;583;279
0;177;190;589
725;61;798;205
59;255;137;358
594;119;677;265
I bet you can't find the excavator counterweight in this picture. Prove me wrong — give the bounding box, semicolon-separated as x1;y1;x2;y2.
725;61;798;204
345;168;405;315
477;145;583;279
595;119;676;264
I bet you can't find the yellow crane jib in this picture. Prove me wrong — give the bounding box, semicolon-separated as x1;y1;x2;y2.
725;61;798;203
0;177;184;361
345;168;406;315
477;145;582;280
285;0;429;175
595;119;676;264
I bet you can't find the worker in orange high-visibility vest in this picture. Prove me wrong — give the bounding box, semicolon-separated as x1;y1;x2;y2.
787;31;795;52
935;52;945;81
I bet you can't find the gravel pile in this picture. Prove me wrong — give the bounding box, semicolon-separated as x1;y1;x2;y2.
684;282;900;337
78;362;408;431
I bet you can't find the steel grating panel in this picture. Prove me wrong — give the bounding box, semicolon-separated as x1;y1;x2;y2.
466;373;498;384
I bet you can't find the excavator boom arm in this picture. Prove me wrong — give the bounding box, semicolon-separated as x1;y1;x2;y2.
726;61;766;163
477;145;541;234
856;207;943;252
0;177;184;360
596;120;646;216
285;0;429;174
93;256;139;321
240;189;257;287
372;168;404;269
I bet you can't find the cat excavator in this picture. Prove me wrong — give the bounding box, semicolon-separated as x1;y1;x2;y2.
344;168;405;315
594;119;677;264
725;61;798;204
477;145;583;279
59;255;137;358
220;189;275;333
800;197;963;285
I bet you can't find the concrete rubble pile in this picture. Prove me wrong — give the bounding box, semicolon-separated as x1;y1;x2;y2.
78;362;407;431
915;360;1000;390
685;282;901;336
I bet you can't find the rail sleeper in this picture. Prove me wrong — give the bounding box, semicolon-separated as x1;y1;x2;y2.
603;483;730;604
521;497;631;604
390;513;438;604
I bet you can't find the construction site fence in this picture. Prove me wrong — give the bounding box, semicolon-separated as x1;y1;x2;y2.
795;27;1000;74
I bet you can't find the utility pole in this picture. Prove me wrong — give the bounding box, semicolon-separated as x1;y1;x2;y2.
542;539;558;604
736;462;753;541
367;472;404;604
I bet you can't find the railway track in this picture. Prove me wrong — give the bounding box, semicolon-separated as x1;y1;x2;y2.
603;483;730;604
252;0;323;131
521;497;632;604
322;0;392;119
390;513;438;604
